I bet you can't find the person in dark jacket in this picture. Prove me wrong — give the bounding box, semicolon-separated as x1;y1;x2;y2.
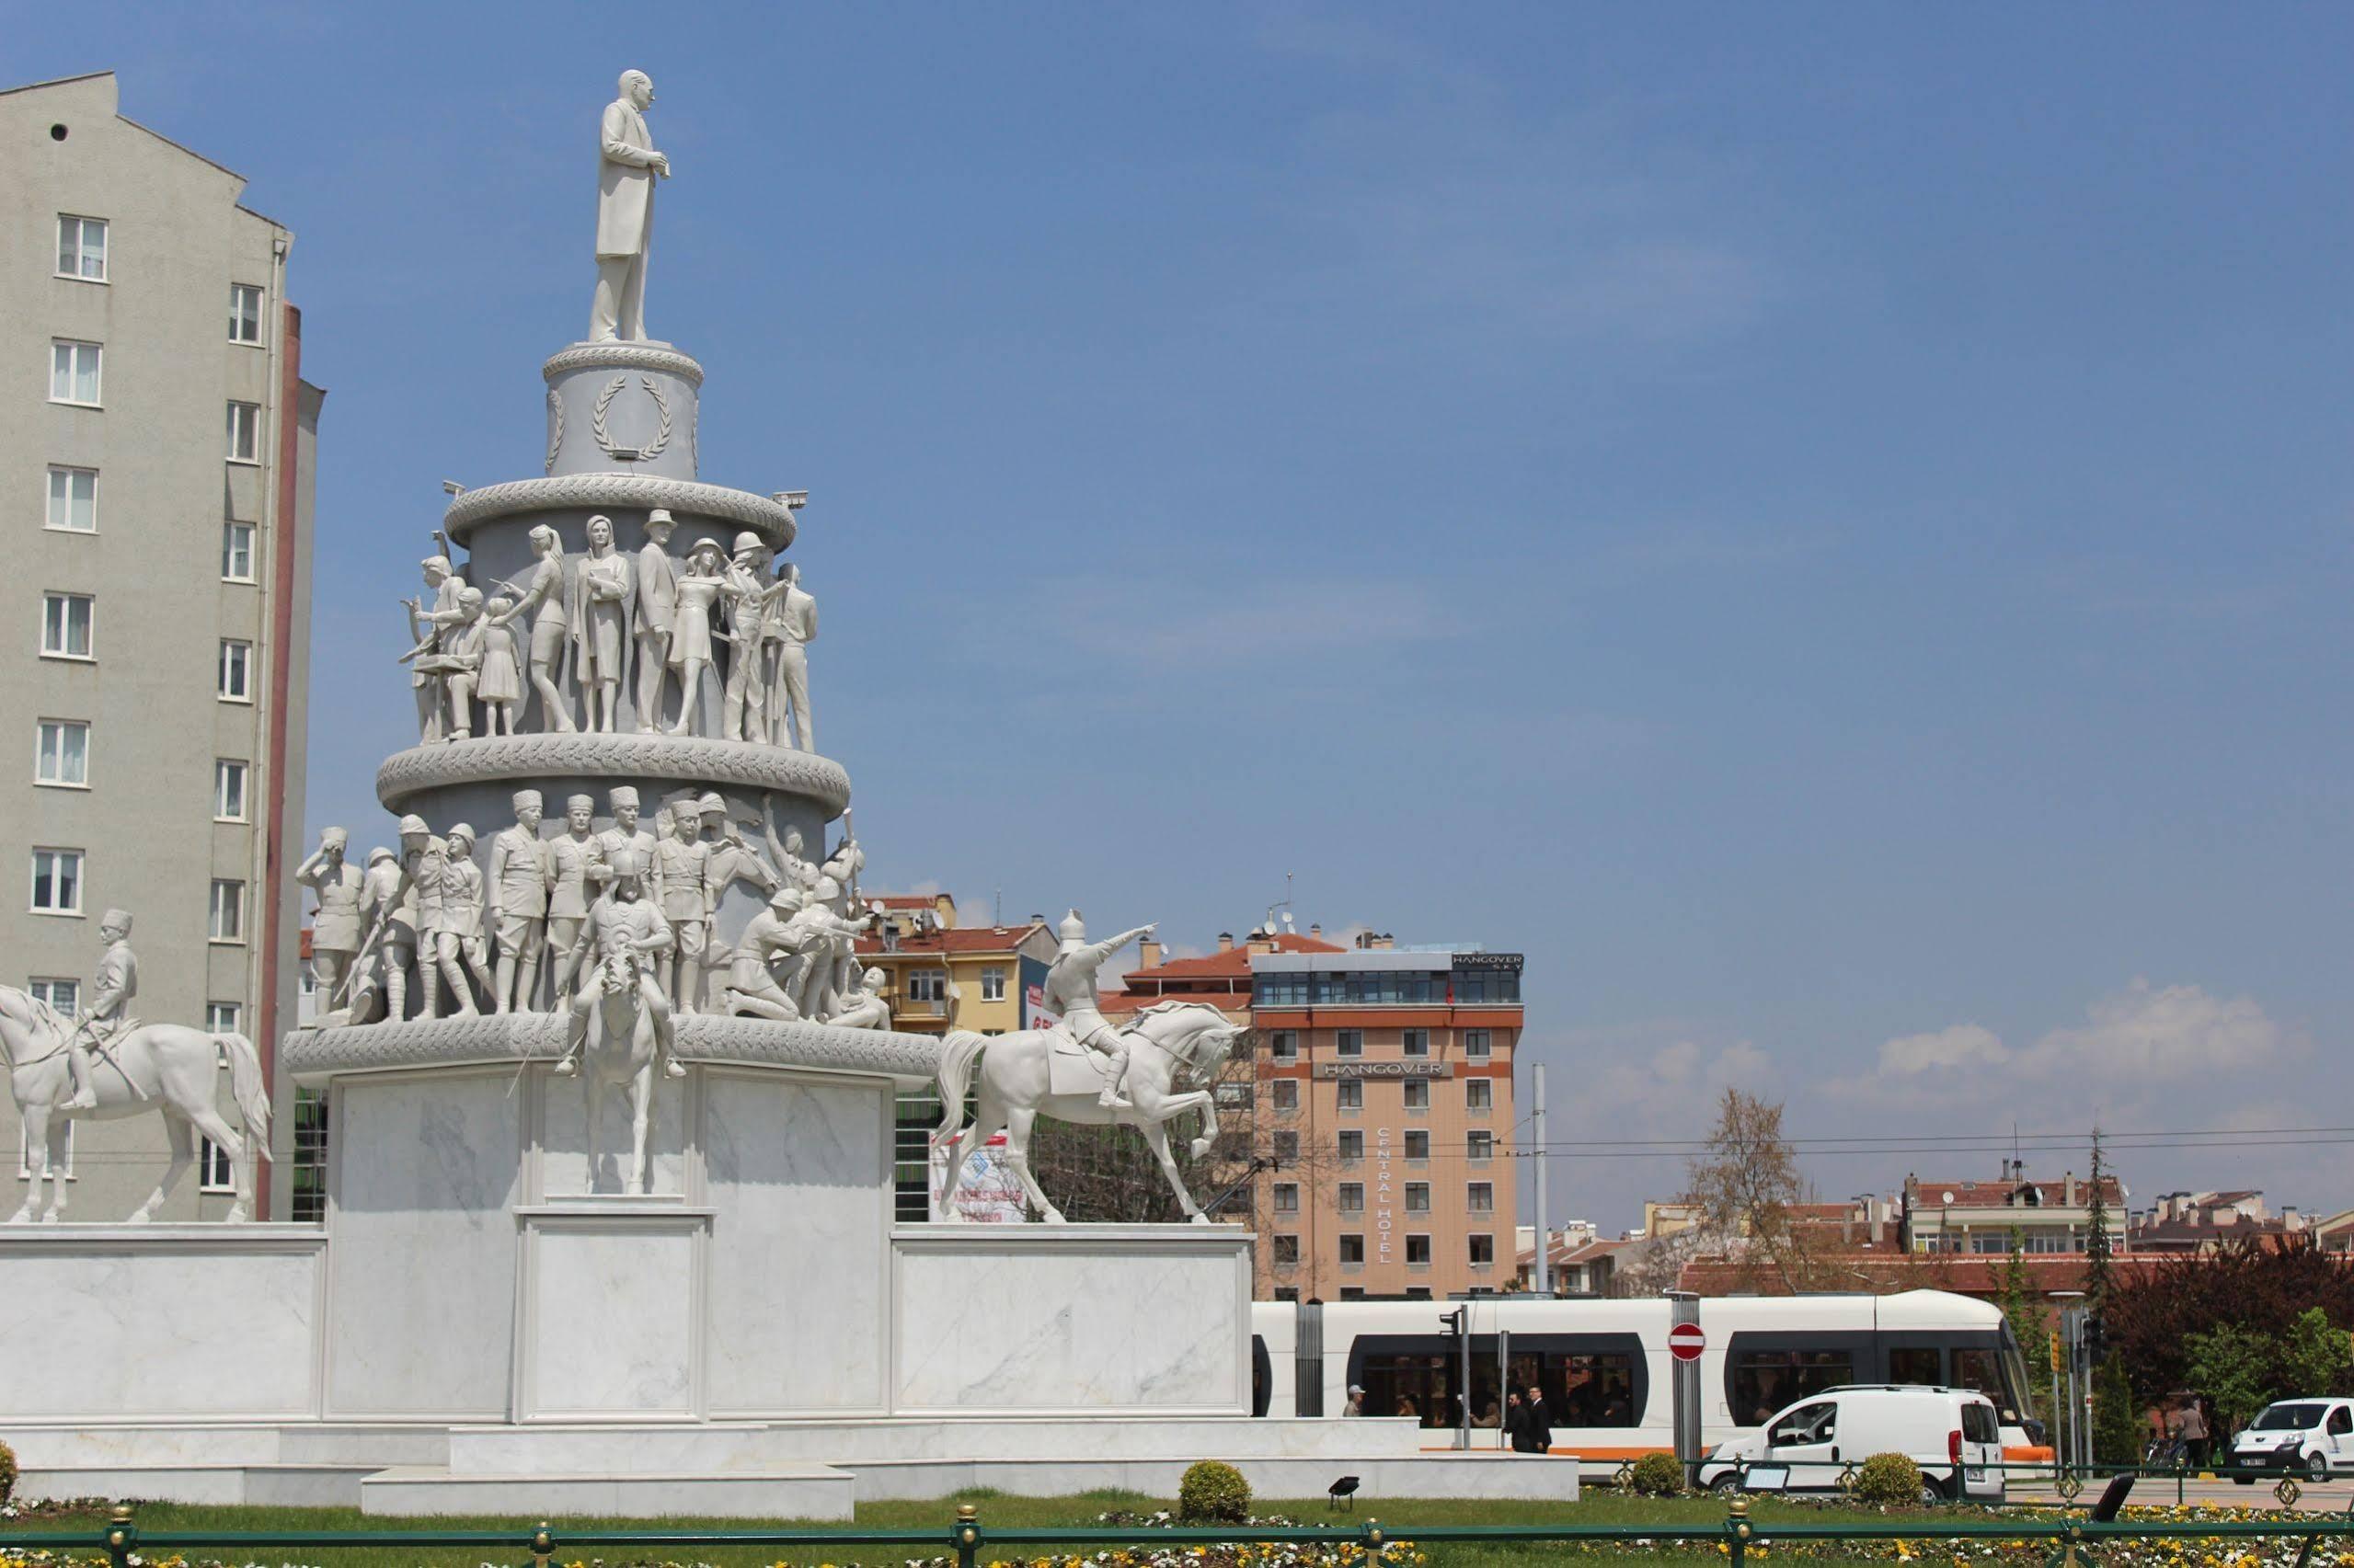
1521;1385;1553;1454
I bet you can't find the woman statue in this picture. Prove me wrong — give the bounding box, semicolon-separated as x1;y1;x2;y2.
568;514;632;733
667;537;729;736
510;523;574;732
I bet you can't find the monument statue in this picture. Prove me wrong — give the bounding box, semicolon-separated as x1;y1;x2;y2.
488;791;552;1013
401;555;464;744
668;536;729;736
652;799;713;1012
515;523;575;733
570;515;632;733
297;829;365;1012
719;532;773;742
555;847;683;1085
585;785;661;903
435;822;496;1013
1042;910;1156;1108
591;68;671;344
767;560;818;750
632;509;680;733
545;794;600;1003
831;966;892;1031
62;909;141;1111
723;885;811;1021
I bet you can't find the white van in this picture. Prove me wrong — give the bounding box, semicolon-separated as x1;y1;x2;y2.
1697;1385;2006;1505
2228;1398;2354;1482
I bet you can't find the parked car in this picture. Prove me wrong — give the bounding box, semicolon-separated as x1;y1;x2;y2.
2228;1399;2354;1482
1698;1384;2006;1505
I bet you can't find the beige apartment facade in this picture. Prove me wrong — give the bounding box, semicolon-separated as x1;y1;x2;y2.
1;74;318;1219
1251;943;1524;1301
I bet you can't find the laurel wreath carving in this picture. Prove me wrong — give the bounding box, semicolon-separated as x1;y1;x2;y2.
375;733;853;816
543;343;706;386
590;376;673;462
286;1009;941;1082
442;476;797;544
544;390;564;473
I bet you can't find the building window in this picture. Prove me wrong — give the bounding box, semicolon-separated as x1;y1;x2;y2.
1405;1129;1430;1160
1468;1181;1495;1214
212;759;249;822
1337;1029;1362;1058
292;1086;329;1222
230;283;265;344
206;1001;242;1034
56;215;107;280
29;978;79;1016
906;968;947;1003
1405;1181;1430;1213
1403;1080;1430;1111
221;521;256;581
1274;1285;1300;1302
1272;1235;1300;1266
1403;1028;1430;1058
1270;1030;1298;1060
1336;1080;1362;1111
226;401;262;464
1338;1182;1364;1213
46;466;97;532
217;639;254;701
1273;1130;1299;1162
980;965;1005;1001
1467;1129;1494;1161
1272;1079;1298;1113
42;593;95;659
1338;1129;1363;1161
1468;1233;1495;1267
19;1121;74;1181
1465;1078;1492;1112
1406;1233;1431;1266
31;849;84;915
200;1137;235;1193
50;340;102;406
36;720;89;787
209;878;246;943
1464;1029;1492;1059
1339;1233;1365;1265
1273;1182;1299;1215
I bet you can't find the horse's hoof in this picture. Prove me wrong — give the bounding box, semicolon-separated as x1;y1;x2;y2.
7;1210;34;1226
1189;1213;1212;1226
224;1206;250;1224
41;1210;65;1225
122;1209;151;1225
1190;1139;1214;1159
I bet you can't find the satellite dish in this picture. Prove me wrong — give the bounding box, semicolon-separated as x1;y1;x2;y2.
1941;1191;1957;1204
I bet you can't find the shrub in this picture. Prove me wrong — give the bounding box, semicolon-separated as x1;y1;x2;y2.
1177;1459;1250;1523
0;1436;15;1504
1854;1450;1926;1505
1627;1451;1686;1496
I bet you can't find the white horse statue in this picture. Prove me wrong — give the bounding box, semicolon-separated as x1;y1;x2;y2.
0;986;271;1223
579;949;661;1194
931;1000;1243;1224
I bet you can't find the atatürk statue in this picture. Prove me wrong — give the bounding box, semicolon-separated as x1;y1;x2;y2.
591;69;672;343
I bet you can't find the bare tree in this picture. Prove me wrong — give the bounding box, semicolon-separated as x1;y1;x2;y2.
1682;1086;1820;1293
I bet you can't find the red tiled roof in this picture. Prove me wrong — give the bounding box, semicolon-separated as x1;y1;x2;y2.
1676;1250;2168;1299
1906;1176;2127;1207
1128;933;1344;982
856;922;1044;956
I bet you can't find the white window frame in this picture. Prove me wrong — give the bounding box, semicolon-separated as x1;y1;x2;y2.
1465;1076;1493;1112
1338;1182;1365;1214
1466;1128;1495;1162
980;965;1006;1002
1404;1128;1430;1160
205;1001;242;1035
1272;1182;1299;1215
1464;1029;1492;1059
199;1136;235;1193
1271;1078;1299;1113
45;465;98;533
1337;1029;1363;1059
226;401;262;464
49;339;102;406
229;282;265;345
36;719;90;788
55;214;107;282
906;968;947;1004
29;978;79;1017
1467;1181;1496;1215
208;878;247;944
41;592;95;660
1406;1232;1432;1267
1403;1028;1430;1058
30;848;85;916
1405;1180;1431;1214
217;639;254;702
1270;1030;1298;1060
19;1121;75;1181
1403;1079;1430;1111
213;758;249;822
1271;1234;1300;1267
1336;1080;1363;1111
221;520;257;582
1468;1233;1496;1267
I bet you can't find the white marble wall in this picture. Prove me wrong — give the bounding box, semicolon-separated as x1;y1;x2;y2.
522;1214;701;1416
538;1069;689;1197
705;1071;890;1413
0;1228;321;1419
326;1070;522;1417
892;1226;1251;1415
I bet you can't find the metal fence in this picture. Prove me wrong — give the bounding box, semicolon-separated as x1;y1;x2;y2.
1679;1452;2354;1508
8;1499;2354;1568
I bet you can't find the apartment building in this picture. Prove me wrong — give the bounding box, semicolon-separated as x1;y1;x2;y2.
1900;1162;2128;1254
1250;935;1524;1300
2;73;319;1218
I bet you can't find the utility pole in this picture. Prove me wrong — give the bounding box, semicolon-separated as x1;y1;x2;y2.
1532;1062;1551;1297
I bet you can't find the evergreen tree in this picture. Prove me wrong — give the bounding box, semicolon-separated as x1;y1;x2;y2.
2093;1353;2142;1464
1998;1229;2057;1435
2084;1129;2114;1319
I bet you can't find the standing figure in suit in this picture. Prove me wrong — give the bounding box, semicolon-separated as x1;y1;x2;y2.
632;509;680;733
569;515;632;733
591;69;671;343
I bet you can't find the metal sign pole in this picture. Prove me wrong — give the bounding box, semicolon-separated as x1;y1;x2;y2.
1670;1290;1703;1487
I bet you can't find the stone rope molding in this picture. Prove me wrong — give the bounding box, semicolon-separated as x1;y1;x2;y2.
376;732;853;814
541;342;706;385
544;389;563;473
442;474;798;544
284;1010;942;1082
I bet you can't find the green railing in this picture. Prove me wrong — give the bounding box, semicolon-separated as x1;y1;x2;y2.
8;1500;2354;1568
1686;1452;2353;1508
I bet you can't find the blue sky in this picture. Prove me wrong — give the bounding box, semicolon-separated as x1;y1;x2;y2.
21;5;2354;1230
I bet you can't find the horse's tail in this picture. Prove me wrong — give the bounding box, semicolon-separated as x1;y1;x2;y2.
936;1030;985;1137
219;1033;273;1162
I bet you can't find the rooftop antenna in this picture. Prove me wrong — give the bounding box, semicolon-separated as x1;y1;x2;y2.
994;887;1003;928
1265;871;1296;936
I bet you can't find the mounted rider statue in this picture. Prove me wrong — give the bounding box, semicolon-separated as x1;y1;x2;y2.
63;909;140;1110
1041;910;1155;1107
554;847;684;1081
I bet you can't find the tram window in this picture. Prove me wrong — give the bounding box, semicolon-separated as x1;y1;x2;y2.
1952;1348;2004;1404
1504;1348;1640;1427
1730;1349;1853;1425
1889;1347;1942;1386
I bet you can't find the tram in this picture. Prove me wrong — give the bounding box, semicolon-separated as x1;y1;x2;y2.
1250;1289;2050;1465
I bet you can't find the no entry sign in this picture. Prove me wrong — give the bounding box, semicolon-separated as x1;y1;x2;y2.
1668;1322;1706;1362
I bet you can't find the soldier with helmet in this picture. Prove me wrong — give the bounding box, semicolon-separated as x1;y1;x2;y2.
1043;910;1156;1108
435;823;496;1014
296;828;366;1009
61;909;139;1110
720;531;774;741
554;845;683;1079
545;793;600;1002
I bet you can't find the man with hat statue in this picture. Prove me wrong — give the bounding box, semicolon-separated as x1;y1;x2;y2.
555;845;684;1079
61;908;140;1110
435;824;496;1015
296;828;366;1013
721;883;810;1021
653;795;714;1011
585;784;662;908
632;509;681;733
399;815;452;1019
545;794;601;1004
720;532;774;742
488;790;553;1013
765;559;818;751
355;843;412;1023
1042;910;1156;1109
695;792;785;1006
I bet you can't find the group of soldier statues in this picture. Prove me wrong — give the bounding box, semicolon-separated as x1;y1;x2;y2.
296;787;886;1060
401;509;816;749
